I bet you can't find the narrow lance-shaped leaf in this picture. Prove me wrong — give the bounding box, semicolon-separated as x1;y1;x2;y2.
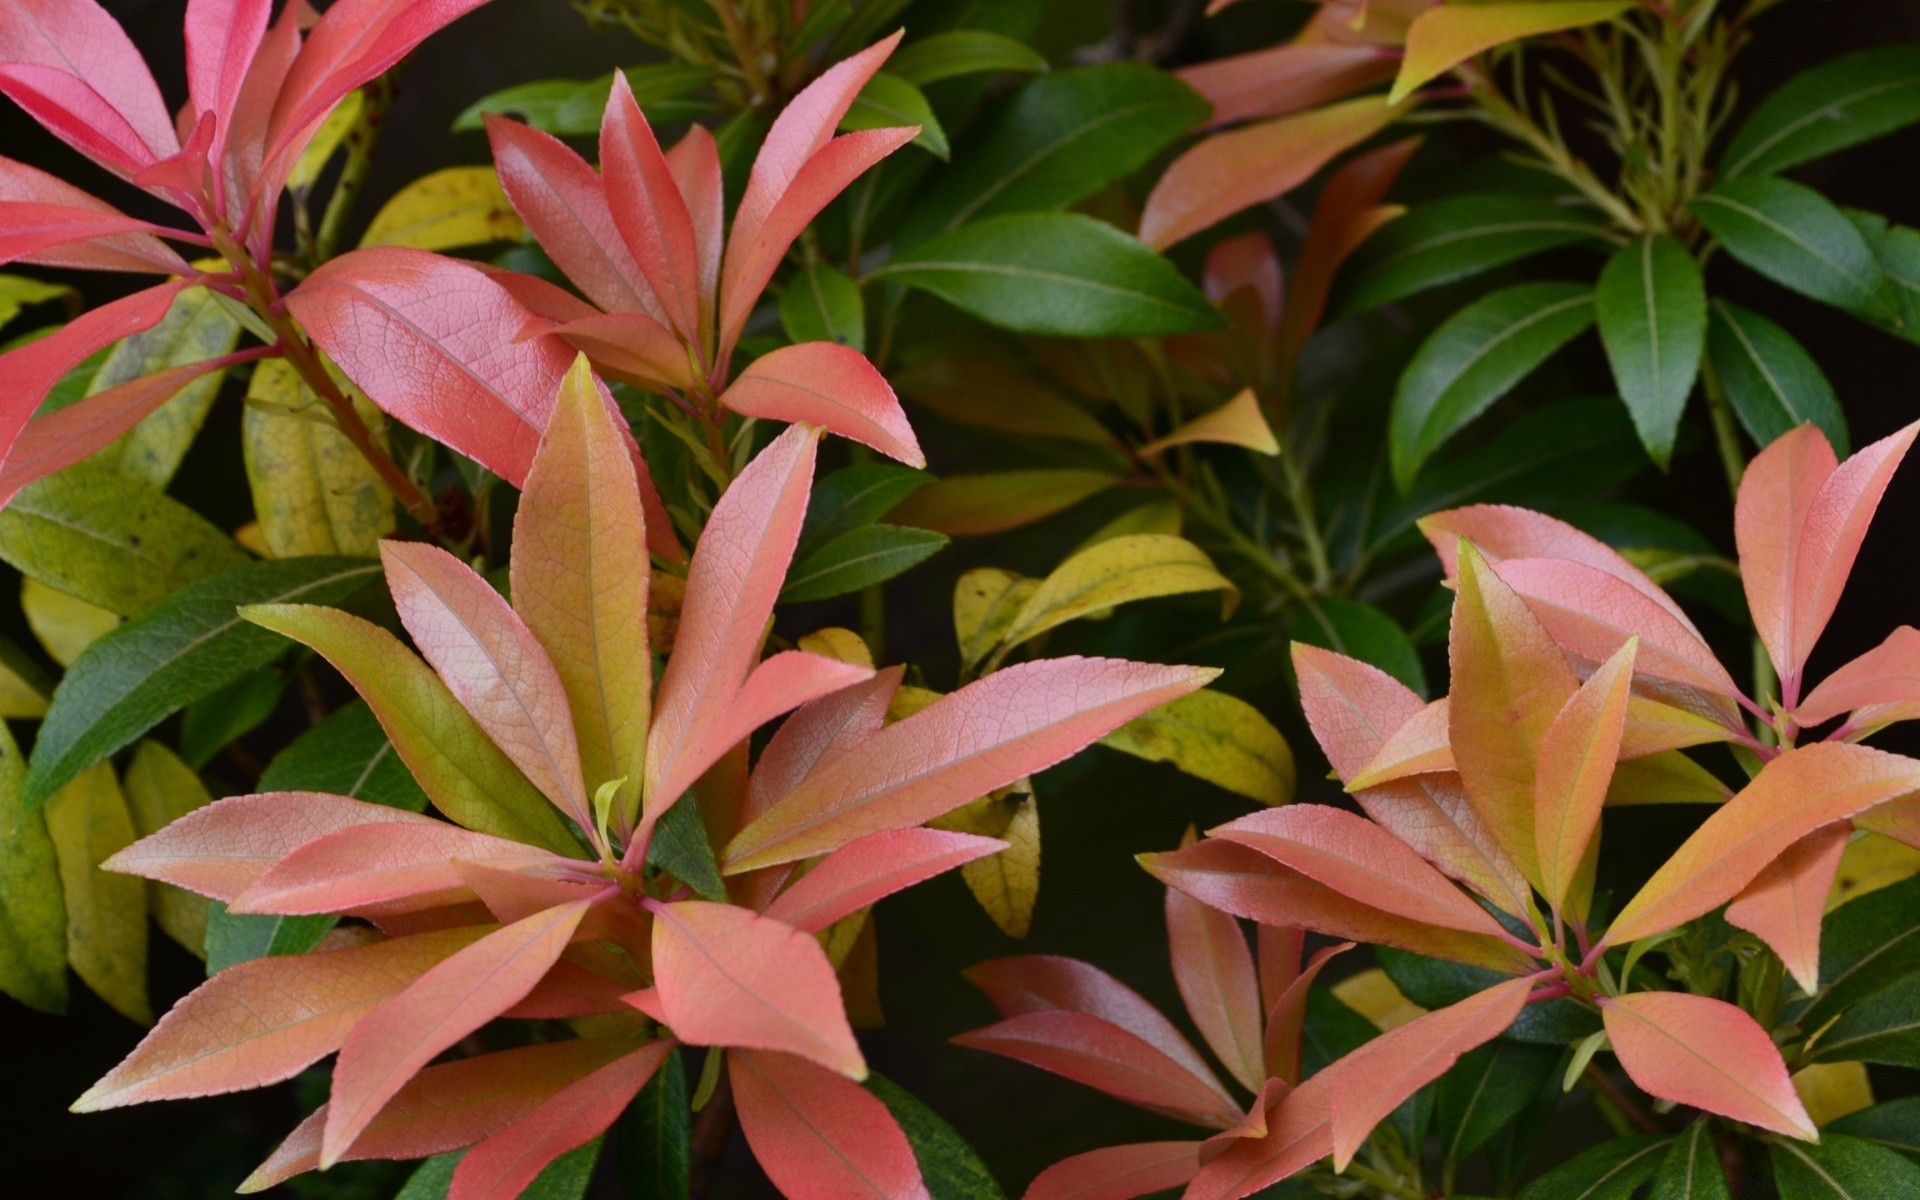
1721;46;1920;179
1692;178;1900;327
998;534;1237;651
761;828;1006;934
0;718;64;1013
1596;236;1707;466
1706;300;1849;455
1534;638;1636;915
1166;879;1264;1092
45;764;148;1023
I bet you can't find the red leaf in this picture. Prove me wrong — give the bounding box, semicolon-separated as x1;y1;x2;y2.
103;790;442;902
1203;231;1283;335
1026;1141;1203;1200
1167;883;1264;1092
649;900;864;1078
1602;991;1816;1139
0;201;181;268
1257;924;1304;1012
720;341;924;466
762;828;1004;933
1182;42;1398;127
1262;941;1350;1085
0;0;178;177
323;900;592;1165
184;0;270;133
448;1040;674;1200
229;821;561;916
601;72;703;345
287;246;575;485
1798;626;1920;728
667;124;723;337
727;657;1215;871
0;155;189;273
955;1011;1242;1128
1725;823;1851;994
75;928;484;1111
1737;425;1835;685
730;1048;929;1200
547;310;698;394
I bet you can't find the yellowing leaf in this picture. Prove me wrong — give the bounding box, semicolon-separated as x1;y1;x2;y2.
290;88;364;192
1102;689;1296;806
1073;500;1184;554
242;359;395;558
0;274;74;332
933;780;1039;938
1792;1061;1874;1127
1140;389;1279;456
0;635;49;719
0;719;66;1013
22;577;119;667
1826;832;1920;912
120;743;213;958
887;685;944;723
45;764;148;1023
359;167;525;251
1392;1;1635;103
999;534;1238;651
953;568;1039;672
1332;966;1426;1031
891;469;1120;536
820;907;870;970
796;628;875;669
86;287;242;488
1605;751;1731;807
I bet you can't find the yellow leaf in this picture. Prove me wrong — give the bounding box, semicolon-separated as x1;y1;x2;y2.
838;914;884;1029
933;780;1039;938
360;166;525;251
797;627;874;669
1793;1061;1874;1127
887;685;943;723
1332;967;1426;1031
86;286;242;488
22;577;119;667
0;719;66;1013
1826;832;1920;913
242;358;395;557
1000;534;1238;651
649;572;686;654
0;274;74;333
1391;1;1634;103
45;764;148;1023
891;469;1120;536
233;522;272;557
953;568;1039;672
1140;389;1280;456
820;906;870;969
1072;500;1184;555
1604;751;1731;807
290;88;363;191
120;742;213;958
0;635;48;719
1101;688;1296;806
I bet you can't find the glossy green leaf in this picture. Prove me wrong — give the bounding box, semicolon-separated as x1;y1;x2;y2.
82;287;241;487
895;357;1112;446
1389;282;1596;490
1813;974;1920;1068
844;72;948;158
177;667;286;769
1648;1119;1729;1200
645;792;726;902
1517;1134;1669;1200
877;213;1221;337
1706;300;1849;456
1693;178;1900;325
1829;1098;1920;1163
1848;208;1920;344
1596;236;1706;466
24;558;379;809
1437;1039;1562;1164
395;1139;602;1199
867;1073;1008;1200
1291;596;1428;696
779;262;866;352
889;31;1048;88
0;463;247;617
781;524;949;603
1341;193;1610;313
897;64;1206;242
452;64;715;134
618;1049;689;1200
1805;873;1920;1028
1771;1134;1920;1200
0;720;65;1013
1722;47;1920;179
1377;949;1599;1046
799;464;933;553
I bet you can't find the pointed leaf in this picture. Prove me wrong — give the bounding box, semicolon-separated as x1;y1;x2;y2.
1799;627;1920;728
230;821;559;916
1421;503;1695;626
721;342;923;466
1139;389;1278;456
360;166;523;251
1706;300;1849;454
730;1049;930;1200
1535;639;1636;912
1028;1141;1202;1200
890;469;1119;537
0;0;178;176
954;1011;1240;1128
763;828;1005;934
1391;2;1632;103
1166;883;1263;1092
1723;46;1920;178
1771;1134;1920;1200
601;73;703;342
0;718;64;1012
242;360;394;557
1725;823;1851;994
46;764;147;1022
1603;991;1815;1139
1596;236;1707;465
1693;178;1900;326
1002;534;1236;650
1100;688;1297;808
1182;41;1396;127
780;261;866;351
1342;192;1610;313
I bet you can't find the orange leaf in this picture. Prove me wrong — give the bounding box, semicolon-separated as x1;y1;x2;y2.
729;1048;929;1200
1262;942;1351;1085
1535;639;1636;914
1421;504;1694;627
1725;823;1851;993
229;821;561;916
1181;42;1398;127
1602;991;1815;1139
1138;388;1279;457
1024;1141;1203;1200
1167;883;1264;1092
1391;2;1634;103
1797;626;1920;728
1346;698;1452;789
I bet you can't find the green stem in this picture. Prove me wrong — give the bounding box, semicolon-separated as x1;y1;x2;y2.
314;73;397;264
1699;354;1747;498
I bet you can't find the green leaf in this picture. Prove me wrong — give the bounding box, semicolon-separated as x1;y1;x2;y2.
1595;235;1706;466
844;71;948;158
866;1073;1008;1200
1341;193;1610;313
1693;178;1900;326
1648;1119;1729;1200
618;1049;689;1200
1517;1134;1669;1200
1291;596;1428;696
0;720;65;1012
0;463;248;617
78;287;241;487
452;64;715;134
1771;1134;1920;1200
891;469;1119;536
1100;688;1296;807
1437;1039;1562;1165
779;262;866;351
1722;47;1920;179
877;213;1221;338
898;64;1207;242
1806;873;1920;1028
178;666;286;769
1388;282;1596;490
1829;1097;1920;1163
24;557;380;810
395;1139;602;1199
1812;973;1920;1068
1706;300;1849;456
1377;949;1599;1045
1302;986;1378;1077
890;30;1048;88
800;465;934;554
646;795;726;901
1848;208;1920;345
781;524;948;603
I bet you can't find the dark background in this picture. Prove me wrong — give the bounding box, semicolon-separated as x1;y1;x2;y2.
4;1;1919;1196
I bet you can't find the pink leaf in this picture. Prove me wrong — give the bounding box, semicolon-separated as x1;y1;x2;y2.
1737;424;1835;686
1798;626;1920;728
1257;924;1305;1013
185;0;270;134
1602;991;1816;1139
546;310;697;394
74;927;484;1111
1421;504;1694;628
103;791;442;902
667;124;723;336
287;246;575;485
720;342;925;466
1724;822;1851;994
1167;884;1264;1092
229;821;562;916
0;0;178;177
1208;805;1512;937
1291;643;1425;779
677;650;875;810
1026;1142;1203;1200
323;900;592;1166
1534;638;1637;915
1262;942;1350;1085
448;1040;674;1200
645;424;822;818
730;1048;929;1200
601;72;703;344
1181;1077;1333;1200
382;540;591;831
500;957;635;1019
1182;41;1398;127
762;828;1005;933
0;201;182;269
0;154;189;273
1345;698;1452;789
743;668;902;832
954;1011;1242;1128
649;900;864;1078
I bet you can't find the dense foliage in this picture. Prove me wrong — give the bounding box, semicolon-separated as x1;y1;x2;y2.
4;1;1920;1198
